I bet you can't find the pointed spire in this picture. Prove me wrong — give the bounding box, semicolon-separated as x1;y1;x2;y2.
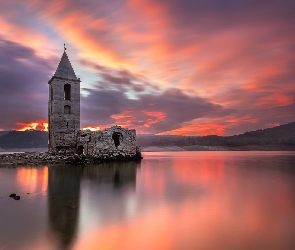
54;50;77;80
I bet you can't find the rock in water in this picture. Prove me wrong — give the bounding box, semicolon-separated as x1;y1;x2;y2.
14;196;20;200
9;193;16;198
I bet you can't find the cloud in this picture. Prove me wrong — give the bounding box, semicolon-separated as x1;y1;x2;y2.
0;0;294;135
0;37;54;129
80;62;230;134
79;59;160;94
81;86;226;134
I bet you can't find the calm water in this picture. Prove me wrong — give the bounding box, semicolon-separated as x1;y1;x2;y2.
1;151;295;250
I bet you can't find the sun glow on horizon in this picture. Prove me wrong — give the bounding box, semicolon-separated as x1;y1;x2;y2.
82;126;101;131
0;1;294;135
17;121;48;131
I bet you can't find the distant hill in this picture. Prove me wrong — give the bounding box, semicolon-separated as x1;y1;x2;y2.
0;122;294;150
0;130;48;149
137;122;295;149
0;131;9;137
224;122;295;147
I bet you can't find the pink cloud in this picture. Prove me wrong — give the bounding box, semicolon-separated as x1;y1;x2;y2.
0;0;294;134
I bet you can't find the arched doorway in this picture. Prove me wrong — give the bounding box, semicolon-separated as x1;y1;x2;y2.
77;145;84;155
112;132;122;148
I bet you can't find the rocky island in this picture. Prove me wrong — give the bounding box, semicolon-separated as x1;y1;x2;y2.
0;149;142;165
0;49;142;165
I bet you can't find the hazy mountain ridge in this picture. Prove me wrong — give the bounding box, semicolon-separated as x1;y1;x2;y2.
0;131;9;137
0;130;48;150
0;122;294;151
137;122;295;150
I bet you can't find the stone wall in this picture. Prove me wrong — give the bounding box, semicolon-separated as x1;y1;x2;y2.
48;51;81;153
48;77;80;153
46;51;142;161
77;126;138;159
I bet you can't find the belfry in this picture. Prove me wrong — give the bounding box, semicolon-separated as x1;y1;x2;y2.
48;49;81;153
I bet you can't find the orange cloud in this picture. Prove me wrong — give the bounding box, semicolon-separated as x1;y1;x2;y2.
23;0;199;89
24;0;131;69
0;1;294;134
17;121;48;131
110;110;167;132
0;16;56;59
163;122;226;136
142;111;166;128
23;0;295;105
160;114;260;136
111;111;135;128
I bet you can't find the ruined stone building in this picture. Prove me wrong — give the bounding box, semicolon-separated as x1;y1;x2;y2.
48;50;139;159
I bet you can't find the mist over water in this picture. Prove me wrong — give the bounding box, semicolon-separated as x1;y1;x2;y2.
0;151;295;250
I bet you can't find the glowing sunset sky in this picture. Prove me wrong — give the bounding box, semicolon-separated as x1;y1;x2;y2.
0;0;294;135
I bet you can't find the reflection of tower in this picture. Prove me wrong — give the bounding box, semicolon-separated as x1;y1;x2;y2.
47;162;140;249
48;49;81;153
48;166;82;250
81;162;139;226
83;161;138;187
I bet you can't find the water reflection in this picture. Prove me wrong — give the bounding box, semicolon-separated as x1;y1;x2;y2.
82;161;138;187
47;162;138;249
0;166;49;250
1;152;295;250
48;165;82;250
17;167;48;193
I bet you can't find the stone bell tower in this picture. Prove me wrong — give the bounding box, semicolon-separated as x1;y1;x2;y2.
48;49;81;153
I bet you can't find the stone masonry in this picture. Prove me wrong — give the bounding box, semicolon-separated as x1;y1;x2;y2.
47;49;141;161
48;51;81;153
77;126;138;158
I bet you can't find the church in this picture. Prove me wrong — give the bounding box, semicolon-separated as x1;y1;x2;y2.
48;49;140;159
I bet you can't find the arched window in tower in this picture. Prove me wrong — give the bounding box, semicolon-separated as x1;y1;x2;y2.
64;84;71;100
64;105;71;114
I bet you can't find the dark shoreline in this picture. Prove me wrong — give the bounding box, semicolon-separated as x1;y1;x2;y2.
0;152;142;165
1;146;294;166
141;145;295;152
1;144;295;154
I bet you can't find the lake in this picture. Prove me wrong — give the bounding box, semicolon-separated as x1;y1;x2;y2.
1;151;295;250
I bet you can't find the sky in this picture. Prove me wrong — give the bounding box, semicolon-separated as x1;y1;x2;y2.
0;0;294;135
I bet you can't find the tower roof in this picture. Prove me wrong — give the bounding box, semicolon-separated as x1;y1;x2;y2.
54;51;78;80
